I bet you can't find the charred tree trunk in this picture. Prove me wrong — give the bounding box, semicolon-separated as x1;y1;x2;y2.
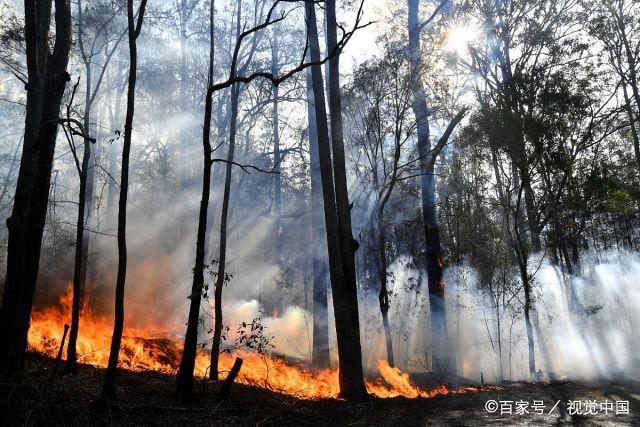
520;261;536;377
306;67;330;369
209;0;242;382
219;357;243;398
102;0;147;399
375;208;394;367
64;129;91;374
407;0;455;376
176;0;216;403
209;83;239;381
309;1;367;399
520;168;541;253
0;0;72;380
66;0;101;371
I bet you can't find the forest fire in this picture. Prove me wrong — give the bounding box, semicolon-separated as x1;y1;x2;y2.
27;287;495;400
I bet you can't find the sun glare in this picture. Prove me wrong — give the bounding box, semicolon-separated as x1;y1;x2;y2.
445;26;476;55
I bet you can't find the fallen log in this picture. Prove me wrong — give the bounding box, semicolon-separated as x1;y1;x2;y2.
54;324;70;372
219;357;243;399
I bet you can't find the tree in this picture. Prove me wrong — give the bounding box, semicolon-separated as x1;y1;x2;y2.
307;0;368;399
176;0;216;403
102;0;148;399
306;64;330;369
407;0;459;376
0;0;72;380
65;0;126;374
588;0;640;172
175;0;367;391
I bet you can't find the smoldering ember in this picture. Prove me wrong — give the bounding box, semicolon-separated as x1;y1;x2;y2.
0;0;639;425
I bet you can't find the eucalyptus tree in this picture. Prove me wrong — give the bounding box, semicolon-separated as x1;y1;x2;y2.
173;0;369;397
407;0;462;376
65;0;127;374
102;0;148;399
0;0;73;380
587;0;640;172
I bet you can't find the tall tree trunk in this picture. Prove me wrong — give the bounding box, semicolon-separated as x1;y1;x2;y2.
309;1;367;399
621;82;640;172
64;120;92;374
306;67;330;369
520;167;541;252
209;0;242;382
209;83;239;381
519;259;536;377
102;0;147;399
407;0;455;376
375;208;394;367
66;1;99;371
271;36;283;313
616;1;640;123
176;0;215;403
0;0;72;380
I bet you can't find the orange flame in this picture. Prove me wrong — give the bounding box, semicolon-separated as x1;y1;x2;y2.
28;286;497;399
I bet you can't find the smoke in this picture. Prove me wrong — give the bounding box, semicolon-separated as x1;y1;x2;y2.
444;250;640;383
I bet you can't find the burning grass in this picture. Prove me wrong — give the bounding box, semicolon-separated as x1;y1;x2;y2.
27;287;497;400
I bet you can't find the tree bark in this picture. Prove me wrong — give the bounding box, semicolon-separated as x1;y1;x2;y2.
65;0;103;372
270;36;283;314
103;0;147;399
209;0;242;382
209;83;239;381
0;0;72;380
621;81;640;172
176;0;216;403
309;1;367;399
406;0;455;376
375;208;394;367
306;66;330;369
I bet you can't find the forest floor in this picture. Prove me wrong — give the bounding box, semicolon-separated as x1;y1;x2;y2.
0;354;638;426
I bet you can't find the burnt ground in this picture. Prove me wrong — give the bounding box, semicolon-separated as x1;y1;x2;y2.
0;354;638;426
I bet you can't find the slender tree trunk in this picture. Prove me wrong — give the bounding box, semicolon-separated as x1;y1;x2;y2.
519;261;536;377
376;208;394;367
176;0;215;403
209;0;242;381
520;168;541;252
209;83;239;381
309;1;367;399
0;0;72;380
102;0;147;399
406;0;455;377
64;122;91;374
271;37;283;314
512;184;536;377
621;82;640;172
306;66;330;369
617;4;640;123
66;6;99;370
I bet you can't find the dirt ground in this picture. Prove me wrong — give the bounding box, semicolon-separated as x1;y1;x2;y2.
1;354;638;426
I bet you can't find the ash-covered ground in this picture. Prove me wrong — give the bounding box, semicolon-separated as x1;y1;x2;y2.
0;354;637;426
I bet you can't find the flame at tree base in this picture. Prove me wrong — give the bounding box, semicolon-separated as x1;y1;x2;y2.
27;287;498;399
